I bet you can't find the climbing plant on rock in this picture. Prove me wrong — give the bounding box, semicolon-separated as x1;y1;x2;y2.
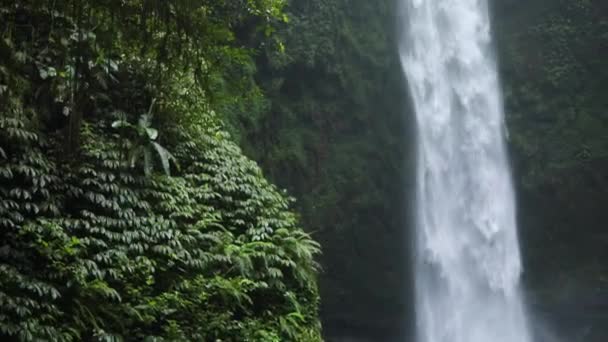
0;0;322;341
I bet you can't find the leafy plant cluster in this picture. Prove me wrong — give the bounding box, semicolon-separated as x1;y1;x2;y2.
226;0;411;337
498;0;608;187
495;0;608;279
493;0;608;339
0;0;287;150
0;1;322;341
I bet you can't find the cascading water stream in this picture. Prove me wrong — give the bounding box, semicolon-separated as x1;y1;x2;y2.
398;1;532;342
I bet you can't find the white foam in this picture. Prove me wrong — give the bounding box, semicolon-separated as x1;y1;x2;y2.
399;1;532;341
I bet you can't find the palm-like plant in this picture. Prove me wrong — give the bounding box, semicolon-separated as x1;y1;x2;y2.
112;99;176;176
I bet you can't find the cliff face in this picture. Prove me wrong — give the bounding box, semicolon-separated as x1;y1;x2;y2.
0;2;323;340
235;1;415;340
233;0;608;340
494;1;608;340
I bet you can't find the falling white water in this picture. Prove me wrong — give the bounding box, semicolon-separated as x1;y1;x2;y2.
398;1;531;342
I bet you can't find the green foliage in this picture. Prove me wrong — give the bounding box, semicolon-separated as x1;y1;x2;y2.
112;101;177;176
494;1;608;339
498;0;608;187
0;100;322;342
0;0;322;341
227;0;410;336
0;0;287;151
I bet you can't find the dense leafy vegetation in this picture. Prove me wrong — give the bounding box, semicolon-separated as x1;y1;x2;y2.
227;0;412;338
228;0;607;340
494;1;608;339
2;0;606;340
0;1;321;341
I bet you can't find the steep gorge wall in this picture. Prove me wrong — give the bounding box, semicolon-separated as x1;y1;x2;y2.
235;0;608;340
495;1;608;340
234;0;415;340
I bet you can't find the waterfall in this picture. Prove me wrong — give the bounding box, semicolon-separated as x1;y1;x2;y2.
398;1;532;342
